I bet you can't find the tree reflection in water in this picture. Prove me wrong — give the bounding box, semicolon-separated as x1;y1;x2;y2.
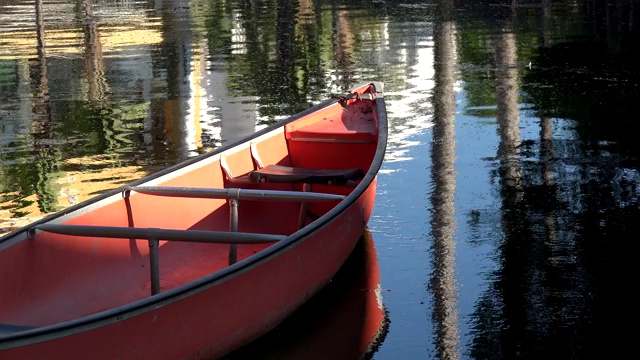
30;0;61;214
429;1;461;359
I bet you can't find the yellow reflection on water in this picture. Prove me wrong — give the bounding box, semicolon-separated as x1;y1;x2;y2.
0;26;163;60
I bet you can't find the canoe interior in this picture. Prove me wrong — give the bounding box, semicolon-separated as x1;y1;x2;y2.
0;85;380;328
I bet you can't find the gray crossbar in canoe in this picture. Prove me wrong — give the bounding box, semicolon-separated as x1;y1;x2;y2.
33;224;285;244
123;186;346;202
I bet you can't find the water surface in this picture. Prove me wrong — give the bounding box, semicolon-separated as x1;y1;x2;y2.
1;0;638;358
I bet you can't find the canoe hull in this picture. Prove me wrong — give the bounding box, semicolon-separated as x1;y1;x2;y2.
225;229;387;359
1;180;376;359
0;82;387;359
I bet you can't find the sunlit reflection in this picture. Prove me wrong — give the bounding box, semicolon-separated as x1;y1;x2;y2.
0;0;162;60
383;30;463;165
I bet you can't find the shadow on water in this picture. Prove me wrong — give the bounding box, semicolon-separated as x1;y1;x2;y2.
224;229;389;360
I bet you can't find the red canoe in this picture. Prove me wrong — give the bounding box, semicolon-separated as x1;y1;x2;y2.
0;82;387;359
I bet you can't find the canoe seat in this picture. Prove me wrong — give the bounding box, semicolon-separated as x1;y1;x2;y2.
0;323;37;335
248;165;364;185
220;145;364;186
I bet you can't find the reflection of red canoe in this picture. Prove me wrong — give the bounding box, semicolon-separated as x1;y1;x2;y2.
226;229;388;359
0;82;387;359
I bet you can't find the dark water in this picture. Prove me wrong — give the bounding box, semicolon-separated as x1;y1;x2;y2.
1;0;639;358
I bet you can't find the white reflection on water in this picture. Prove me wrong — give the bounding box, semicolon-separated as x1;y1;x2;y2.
383;40;436;167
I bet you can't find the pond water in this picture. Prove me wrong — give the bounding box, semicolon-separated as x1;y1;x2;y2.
1;0;638;358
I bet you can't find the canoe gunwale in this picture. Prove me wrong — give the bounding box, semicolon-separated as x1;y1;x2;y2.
0;82;388;349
